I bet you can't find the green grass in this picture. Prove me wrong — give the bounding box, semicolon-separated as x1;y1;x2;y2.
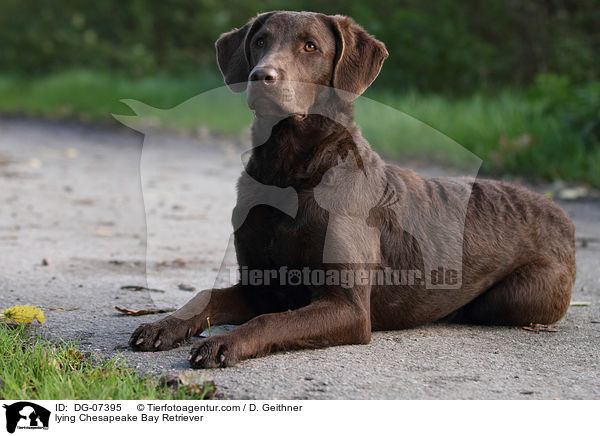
0;70;221;123
0;70;598;187
359;90;600;185
0;325;214;400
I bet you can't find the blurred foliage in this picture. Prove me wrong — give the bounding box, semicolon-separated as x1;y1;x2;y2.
0;0;598;185
1;0;599;93
529;74;600;149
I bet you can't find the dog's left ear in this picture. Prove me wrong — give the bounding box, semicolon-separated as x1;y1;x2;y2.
328;15;388;97
215;12;276;92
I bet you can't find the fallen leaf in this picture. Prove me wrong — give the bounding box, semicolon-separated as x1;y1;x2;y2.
156;258;188;268
114;306;175;316
67;350;85;360
522;323;558;333
120;285;166;293
173;258;187;267
2;305;46;324
38;306;80;311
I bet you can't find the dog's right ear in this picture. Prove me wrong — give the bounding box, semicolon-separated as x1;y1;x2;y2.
215;12;276;93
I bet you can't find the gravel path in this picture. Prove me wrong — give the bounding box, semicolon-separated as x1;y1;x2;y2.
1;117;598;399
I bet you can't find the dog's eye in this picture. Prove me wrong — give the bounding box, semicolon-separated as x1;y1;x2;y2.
304;41;317;52
256;38;265;48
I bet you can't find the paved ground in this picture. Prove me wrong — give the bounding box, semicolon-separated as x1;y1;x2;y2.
1;117;598;399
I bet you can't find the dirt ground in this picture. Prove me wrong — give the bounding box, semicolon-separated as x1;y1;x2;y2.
1;116;598;399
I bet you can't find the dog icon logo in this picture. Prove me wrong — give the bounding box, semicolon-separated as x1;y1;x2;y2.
2;402;50;433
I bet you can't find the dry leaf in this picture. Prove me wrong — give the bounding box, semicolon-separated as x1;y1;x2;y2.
156;258;188;268
38;306;80;311
120;285;166;293
114;306;174;316
522;323;558;333
67;350;85;360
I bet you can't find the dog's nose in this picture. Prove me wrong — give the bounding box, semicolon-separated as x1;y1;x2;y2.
250;67;278;85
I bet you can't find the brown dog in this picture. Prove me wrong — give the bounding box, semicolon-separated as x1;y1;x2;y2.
129;11;576;368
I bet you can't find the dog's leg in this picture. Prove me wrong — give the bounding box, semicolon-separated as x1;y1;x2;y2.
129;285;255;351
449;259;575;325
188;294;371;368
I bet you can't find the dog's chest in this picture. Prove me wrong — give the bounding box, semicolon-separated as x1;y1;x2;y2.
234;182;326;267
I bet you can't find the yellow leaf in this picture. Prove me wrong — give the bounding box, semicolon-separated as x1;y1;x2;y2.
3;305;46;323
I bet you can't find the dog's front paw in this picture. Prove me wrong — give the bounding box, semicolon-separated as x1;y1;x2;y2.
129;317;194;351
188;335;240;368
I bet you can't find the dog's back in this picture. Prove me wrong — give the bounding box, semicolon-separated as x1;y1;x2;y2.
371;166;576;328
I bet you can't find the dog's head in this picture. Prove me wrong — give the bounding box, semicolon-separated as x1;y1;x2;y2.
215;11;388;118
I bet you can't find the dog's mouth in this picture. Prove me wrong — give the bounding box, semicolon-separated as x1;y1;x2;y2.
248;87;307;120
249;97;306;120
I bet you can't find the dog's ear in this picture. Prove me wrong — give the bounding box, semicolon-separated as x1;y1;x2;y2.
329;15;388;97
215;12;276;92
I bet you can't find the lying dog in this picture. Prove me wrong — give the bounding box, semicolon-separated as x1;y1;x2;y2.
130;11;576;368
